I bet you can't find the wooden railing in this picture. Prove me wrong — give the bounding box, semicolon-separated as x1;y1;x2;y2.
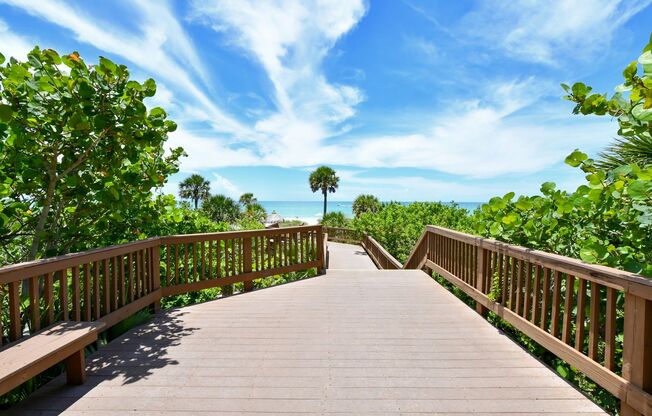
0;225;325;347
401;225;652;416
361;235;402;269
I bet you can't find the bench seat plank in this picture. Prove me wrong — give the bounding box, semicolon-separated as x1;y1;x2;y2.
0;321;105;395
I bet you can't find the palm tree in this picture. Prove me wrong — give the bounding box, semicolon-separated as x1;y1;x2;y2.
597;135;652;170
239;192;257;206
202;194;241;223
178;174;210;209
352;194;381;217
309;166;339;217
243;202;267;223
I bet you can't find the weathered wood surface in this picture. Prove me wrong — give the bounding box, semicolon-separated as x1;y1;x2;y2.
0;321;106;396
327;241;376;270
9;269;606;415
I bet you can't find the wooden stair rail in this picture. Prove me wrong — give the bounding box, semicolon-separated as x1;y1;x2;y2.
361;235;402;270
0;225;326;355
397;225;652;416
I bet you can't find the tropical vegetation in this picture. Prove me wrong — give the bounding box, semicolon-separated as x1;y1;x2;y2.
352;194;381;217
308;166;339;216
320;211;350;228
178;174;211;209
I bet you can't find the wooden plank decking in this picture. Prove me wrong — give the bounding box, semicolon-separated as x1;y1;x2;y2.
8;244;606;415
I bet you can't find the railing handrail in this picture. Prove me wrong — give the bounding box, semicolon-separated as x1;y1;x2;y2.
397;224;652;416
0;225;326;346
0;225;325;286
0;237;162;284
425;225;652;298
162;224;322;243
361;234;402;269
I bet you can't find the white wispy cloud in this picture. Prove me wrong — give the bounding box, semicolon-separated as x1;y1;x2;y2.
0;0;251;137
189;0;367;164
461;0;651;65
210;173;242;198
0;18;33;60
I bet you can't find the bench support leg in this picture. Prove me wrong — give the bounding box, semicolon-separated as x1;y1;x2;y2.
65;350;86;385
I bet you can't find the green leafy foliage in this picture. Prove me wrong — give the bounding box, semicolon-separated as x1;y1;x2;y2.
309;166;339;216
0;47;184;264
178;174;210;209
201;194;241;224
352;194;381;217
353;202;473;263
238;192;257;206
320;211;350;228
564;34;652;169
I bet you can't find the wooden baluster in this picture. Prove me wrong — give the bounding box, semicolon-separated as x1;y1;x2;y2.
317;229;326;274
509;257;517;310
44;272;54;325
84;264;92;321
111;257;118;311
127;253;134;303
604;287;617;370
72;266;80;321
243;237;253;292
151;245;161;311
215;240;223;279
621;293;652;416
103;259;110;314
497;253;505;303
575;279;587;352
551;271;562;338
561;275;575;345
183;244;189;284
475;247;487;316
29;276;40;332
118;255;125;308
192;242;198;281
201;240;206;280
531;265;542;325
174;244;179;285
523;263;532;321
93;263;100;320
540;268;551;331
588;282;601;360
166;244;172;286
136;251;142;298
232;239;237;276
144;248;151;293
8;281;21;340
60;269;69;321
516;259;524;316
209;240;214;279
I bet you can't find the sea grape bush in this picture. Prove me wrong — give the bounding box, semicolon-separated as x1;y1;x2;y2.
0;47;185;264
353;202;473;263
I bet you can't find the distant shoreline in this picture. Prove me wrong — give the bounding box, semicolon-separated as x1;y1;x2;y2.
259;201;483;226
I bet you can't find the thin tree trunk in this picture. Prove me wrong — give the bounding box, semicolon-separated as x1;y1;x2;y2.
28;174;57;261
323;190;327;217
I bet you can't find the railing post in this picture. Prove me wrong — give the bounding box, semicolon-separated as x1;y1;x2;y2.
621;293;652;416
243;237;253;292
317;226;326;275
151;245;161;312
475;246;488;317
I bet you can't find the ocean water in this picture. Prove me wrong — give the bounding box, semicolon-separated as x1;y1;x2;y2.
259;201;483;225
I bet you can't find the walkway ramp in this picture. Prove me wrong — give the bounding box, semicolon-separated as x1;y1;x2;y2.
9;266;606;414
327;241;376;269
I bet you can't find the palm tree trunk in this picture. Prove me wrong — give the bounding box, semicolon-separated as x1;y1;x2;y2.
323;190;327;217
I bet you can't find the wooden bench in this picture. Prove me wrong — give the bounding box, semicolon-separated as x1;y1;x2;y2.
0;321;105;396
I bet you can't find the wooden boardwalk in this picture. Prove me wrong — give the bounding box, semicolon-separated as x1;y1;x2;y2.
9;244;606;415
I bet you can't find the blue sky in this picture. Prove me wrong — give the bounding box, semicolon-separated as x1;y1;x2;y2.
1;0;651;202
